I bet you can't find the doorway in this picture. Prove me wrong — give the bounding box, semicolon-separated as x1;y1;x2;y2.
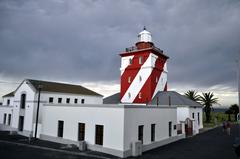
18;116;24;131
185;118;193;136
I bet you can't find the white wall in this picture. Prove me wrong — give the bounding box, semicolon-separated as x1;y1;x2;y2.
8;79;103;135
124;106;178;151
12;80;36;131
0;106;13;125
42;104;125;151
2;97;14;106
177;106;203;134
41;104;179;153
40;92;103;105
189;107;203;129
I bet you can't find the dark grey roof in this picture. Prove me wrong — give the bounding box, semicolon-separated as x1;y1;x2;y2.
2;91;15;97
151;91;202;107
103;91;202;107
27;79;103;97
103;93;120;104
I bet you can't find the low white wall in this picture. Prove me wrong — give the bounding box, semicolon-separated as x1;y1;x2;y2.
41;104;125;151
124;106;178;151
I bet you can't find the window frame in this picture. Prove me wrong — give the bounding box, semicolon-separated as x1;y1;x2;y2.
66;98;70;104
20;93;26;109
139;56;143;64
49;97;54;103
58;98;62;104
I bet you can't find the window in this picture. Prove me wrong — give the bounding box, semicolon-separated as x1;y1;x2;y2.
3;113;7;124
78;123;85;141
129;58;132;64
128;92;131;98
151;124;155;142
198;112;200;125
58;120;64;137
174;125;177;130
81;99;85;104
138;125;144;143
95;125;104;145
20;94;26;109
128;76;131;83
7;99;10;105
169;122;172;137
139;56;143;64
66;98;70;104
58;98;62;104
156;77;158;83
139;92;142;99
49;97;53;103
74;98;78;104
192;113;195;119
8;114;11;125
139;76;142;82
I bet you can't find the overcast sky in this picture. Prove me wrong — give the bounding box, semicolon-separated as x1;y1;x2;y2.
0;0;239;106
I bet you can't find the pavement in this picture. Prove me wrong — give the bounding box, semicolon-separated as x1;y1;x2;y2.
0;125;239;159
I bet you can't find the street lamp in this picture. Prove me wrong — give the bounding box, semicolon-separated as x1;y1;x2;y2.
34;84;42;140
237;59;240;113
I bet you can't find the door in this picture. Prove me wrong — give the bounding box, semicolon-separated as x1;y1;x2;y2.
169;122;172;137
185;118;193;136
95;125;104;145
138;125;144;143
18;116;24;131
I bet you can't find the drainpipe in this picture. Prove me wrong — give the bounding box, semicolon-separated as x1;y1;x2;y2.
34;84;42;140
168;96;171;106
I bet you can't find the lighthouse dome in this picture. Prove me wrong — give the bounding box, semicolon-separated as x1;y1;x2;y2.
138;27;152;42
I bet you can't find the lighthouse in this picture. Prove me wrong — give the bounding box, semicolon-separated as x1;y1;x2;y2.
120;27;169;104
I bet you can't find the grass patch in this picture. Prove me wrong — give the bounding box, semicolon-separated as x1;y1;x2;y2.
203;112;236;128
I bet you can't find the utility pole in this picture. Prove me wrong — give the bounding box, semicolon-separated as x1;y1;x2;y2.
34;84;42;140
238;59;240;113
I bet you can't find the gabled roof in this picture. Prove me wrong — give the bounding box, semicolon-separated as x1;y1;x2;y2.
151;91;202;107
103;93;120;104
2;91;15;97
26;79;103;97
103;91;202;107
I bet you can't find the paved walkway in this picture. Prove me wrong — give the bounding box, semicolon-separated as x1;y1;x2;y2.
0;125;238;159
134;125;239;159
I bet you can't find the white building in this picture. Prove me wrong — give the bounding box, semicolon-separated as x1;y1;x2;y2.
0;79;103;137
0;28;203;158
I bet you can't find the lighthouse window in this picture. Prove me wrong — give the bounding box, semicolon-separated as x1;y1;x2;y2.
139;56;143;64
156;77;158;83
128;76;131;83
139;76;142;82
139;92;142;99
128;92;131;98
129;58;132;64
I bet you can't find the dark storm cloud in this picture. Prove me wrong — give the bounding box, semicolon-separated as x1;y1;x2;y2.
0;0;239;90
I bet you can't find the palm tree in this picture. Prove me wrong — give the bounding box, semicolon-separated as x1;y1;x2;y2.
185;90;201;102
199;92;218;123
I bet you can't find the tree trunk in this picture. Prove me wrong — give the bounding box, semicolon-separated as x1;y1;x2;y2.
228;114;231;121
205;107;211;123
235;113;238;121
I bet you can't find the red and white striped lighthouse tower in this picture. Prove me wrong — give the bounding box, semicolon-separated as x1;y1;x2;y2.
120;27;169;104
